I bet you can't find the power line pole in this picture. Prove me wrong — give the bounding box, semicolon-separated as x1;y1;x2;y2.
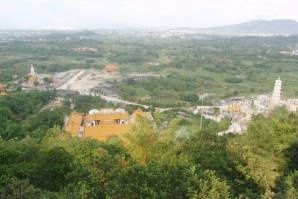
200;86;204;130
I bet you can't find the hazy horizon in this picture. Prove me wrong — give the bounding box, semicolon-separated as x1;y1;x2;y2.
1;0;297;29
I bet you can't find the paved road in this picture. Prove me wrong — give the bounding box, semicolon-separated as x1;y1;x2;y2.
39;104;62;112
99;95;173;112
58;70;85;90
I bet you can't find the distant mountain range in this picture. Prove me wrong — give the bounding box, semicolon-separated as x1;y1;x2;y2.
196;19;298;35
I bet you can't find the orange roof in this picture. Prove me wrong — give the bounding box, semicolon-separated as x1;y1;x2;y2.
28;76;37;82
231;104;241;111
132;108;153;121
132;108;143;121
86;112;129;121
83;124;131;140
103;64;120;71
65;111;83;136
0;91;7;96
0;84;7;88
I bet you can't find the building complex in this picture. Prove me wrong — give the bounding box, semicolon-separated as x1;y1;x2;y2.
65;108;153;141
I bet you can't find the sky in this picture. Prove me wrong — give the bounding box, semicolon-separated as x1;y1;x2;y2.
0;0;297;29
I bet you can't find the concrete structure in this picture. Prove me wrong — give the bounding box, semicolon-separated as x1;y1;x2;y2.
106;75;151;83
91;83;122;97
53;72;70;84
57;89;78;95
271;77;282;107
27;64;38;83
30;64;36;76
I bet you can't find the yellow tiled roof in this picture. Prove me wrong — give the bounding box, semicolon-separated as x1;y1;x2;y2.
83;124;131;140
0;91;7;96
132;108;144;121
231;104;241;111
0;84;7;88
28;76;37;82
65;111;83;137
132;108;153;121
66;108;154;141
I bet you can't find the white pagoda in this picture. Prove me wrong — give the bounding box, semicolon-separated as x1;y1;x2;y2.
271;77;282;107
30;64;37;77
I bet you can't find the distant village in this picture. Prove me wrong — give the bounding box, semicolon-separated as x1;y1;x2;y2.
13;64;151;98
0;29;201;41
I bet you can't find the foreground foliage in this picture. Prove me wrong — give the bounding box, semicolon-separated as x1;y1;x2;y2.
1;95;298;198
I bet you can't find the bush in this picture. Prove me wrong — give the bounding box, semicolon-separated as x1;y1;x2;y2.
224;77;243;84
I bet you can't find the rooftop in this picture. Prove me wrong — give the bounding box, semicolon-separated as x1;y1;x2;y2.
53;71;69;79
84;124;131;141
103;64;119;70
57;89;78;95
65;111;83;137
0;91;7;96
231;104;241;111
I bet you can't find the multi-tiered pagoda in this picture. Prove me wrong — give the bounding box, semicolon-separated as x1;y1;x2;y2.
271;77;282;107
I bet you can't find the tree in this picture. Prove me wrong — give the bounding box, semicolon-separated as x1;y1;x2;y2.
34;146;73;191
0;107;12;133
227;108;295;192
213;107;220;116
224;78;242;84
0;178;47;199
58;180;104;199
218;117;231;131
43;77;53;84
33;81;39;87
29;110;64;131
188;170;231;199
124;114;157;164
153;109;163;127
104;161;193;199
126;78;136;86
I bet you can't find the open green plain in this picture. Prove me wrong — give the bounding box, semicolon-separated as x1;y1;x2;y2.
1;33;298;106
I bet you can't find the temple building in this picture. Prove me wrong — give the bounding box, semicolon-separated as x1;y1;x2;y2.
103;64;120;74
65;111;84;137
28;76;37;83
65;108;153;141
0;91;7;96
230;104;241;112
27;64;38;83
0;83;7;90
0;84;8;96
251;77;284;113
52;71;69;84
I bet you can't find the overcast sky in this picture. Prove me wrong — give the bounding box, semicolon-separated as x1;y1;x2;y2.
1;0;297;29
